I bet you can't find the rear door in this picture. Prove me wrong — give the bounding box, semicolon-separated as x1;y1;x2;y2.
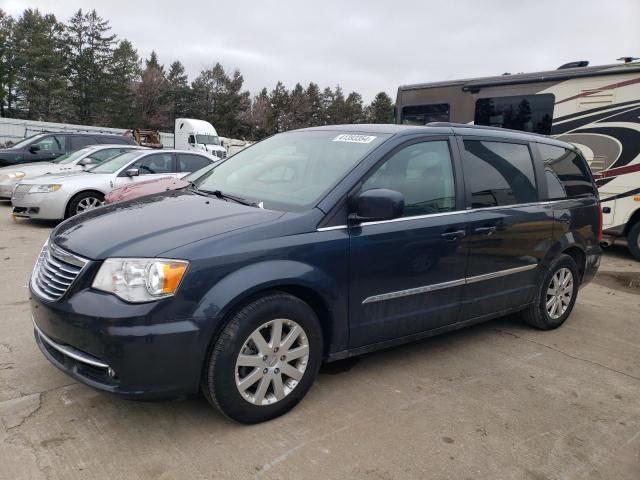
458;136;553;320
69;135;98;151
348;136;469;348
176;153;213;177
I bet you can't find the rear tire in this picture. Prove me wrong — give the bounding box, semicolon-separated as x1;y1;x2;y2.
201;292;323;424
67;191;105;218
522;254;579;330
627;222;640;261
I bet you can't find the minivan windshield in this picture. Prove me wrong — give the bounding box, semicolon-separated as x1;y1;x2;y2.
7;134;45;150
52;147;93;165
196;134;221;146
89;151;143;174
194;131;390;211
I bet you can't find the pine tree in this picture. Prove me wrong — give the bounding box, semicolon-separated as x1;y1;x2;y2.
288;83;309;130
305;82;322;126
138;51;169;129
65;9;117;123
366;92;394;123
344;92;364;124
269;82;290;133
0;10;16;117
249;87;271;140
166;60;188;125
107;39;140;127
11;9;67;120
327;85;347;125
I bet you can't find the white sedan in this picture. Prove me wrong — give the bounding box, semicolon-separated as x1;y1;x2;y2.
12;149;215;220
0;144;143;200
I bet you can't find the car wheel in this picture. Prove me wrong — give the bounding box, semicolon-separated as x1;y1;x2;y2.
522;254;579;330
68;192;105;217
202;292;323;424
627;222;640;261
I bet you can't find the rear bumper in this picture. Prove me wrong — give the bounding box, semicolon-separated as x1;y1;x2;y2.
582;245;601;286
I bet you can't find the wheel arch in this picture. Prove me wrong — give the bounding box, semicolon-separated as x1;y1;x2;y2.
623;207;640;235
65;189;107;218
194;260;346;365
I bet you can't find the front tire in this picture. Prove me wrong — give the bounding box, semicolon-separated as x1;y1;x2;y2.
202;292;323;424
628;222;640;261
67;191;105;218
522;254;579;330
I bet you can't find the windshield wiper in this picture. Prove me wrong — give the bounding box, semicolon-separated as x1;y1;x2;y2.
195;188;260;207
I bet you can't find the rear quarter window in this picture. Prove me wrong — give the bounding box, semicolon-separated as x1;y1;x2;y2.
538;144;596;199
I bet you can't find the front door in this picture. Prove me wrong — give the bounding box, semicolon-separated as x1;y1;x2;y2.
457;137;553;320
349;138;468;348
113;152;178;188
24;135;66;162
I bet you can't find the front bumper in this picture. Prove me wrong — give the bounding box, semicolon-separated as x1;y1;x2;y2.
30;279;214;399
12;191;67;219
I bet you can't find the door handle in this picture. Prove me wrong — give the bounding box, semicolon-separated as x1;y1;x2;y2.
440;230;466;241
474;226;497;235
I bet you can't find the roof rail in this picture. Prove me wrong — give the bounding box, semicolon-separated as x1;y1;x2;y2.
426;122;552;138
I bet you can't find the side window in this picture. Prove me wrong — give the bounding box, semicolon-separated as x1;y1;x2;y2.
70;135;96;150
362;140;456;217
129;153;174;175
538;144;596;199
177;153;211;173
33;135;65;152
401;104;450;125
462;140;537;208
188;135;196;144
474;94;554;135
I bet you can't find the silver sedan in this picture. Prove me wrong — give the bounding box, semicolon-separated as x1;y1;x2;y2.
0;144;143;200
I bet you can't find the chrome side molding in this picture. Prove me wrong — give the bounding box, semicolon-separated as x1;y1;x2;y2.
362;264;537;304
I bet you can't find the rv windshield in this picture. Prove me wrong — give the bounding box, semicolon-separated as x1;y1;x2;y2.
196;134;221;146
194;130;390;212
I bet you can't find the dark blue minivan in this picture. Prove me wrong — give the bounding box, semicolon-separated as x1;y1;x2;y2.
30;124;602;423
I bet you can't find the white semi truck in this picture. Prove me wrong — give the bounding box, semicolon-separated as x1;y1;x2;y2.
174;118;227;159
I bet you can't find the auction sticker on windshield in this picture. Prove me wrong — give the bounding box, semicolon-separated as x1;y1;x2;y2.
332;134;377;144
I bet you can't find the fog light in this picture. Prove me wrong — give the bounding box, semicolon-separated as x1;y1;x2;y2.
107;367;116;378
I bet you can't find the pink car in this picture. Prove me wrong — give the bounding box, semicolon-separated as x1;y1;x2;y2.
104;165;214;204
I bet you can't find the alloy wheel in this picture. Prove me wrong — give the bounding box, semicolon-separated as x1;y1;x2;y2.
546;267;574;319
76;197;103;214
235;318;309;406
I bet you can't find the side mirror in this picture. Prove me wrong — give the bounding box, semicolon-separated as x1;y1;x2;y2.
78;158;93;167
125;168;139;177
29;145;40;154
348;188;404;225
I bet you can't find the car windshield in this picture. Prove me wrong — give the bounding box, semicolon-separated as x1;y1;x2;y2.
194;130;390;211
196;134;220;146
52;147;93;164
7;134;45;150
88;151;143;174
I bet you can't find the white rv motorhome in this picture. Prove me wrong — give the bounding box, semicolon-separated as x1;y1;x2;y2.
396;60;640;259
174;118;227;159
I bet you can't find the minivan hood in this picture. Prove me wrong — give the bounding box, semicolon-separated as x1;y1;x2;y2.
52;190;283;259
0;162;52;172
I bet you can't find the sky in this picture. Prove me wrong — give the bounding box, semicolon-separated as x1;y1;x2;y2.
2;0;639;101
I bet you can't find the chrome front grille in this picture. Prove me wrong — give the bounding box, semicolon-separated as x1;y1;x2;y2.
12;184;31;202
31;241;88;301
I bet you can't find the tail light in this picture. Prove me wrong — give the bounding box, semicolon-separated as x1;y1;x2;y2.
598;206;604;242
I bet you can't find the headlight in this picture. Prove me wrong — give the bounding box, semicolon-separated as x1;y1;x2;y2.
8;171;26;180
92;258;189;302
30;184;61;193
